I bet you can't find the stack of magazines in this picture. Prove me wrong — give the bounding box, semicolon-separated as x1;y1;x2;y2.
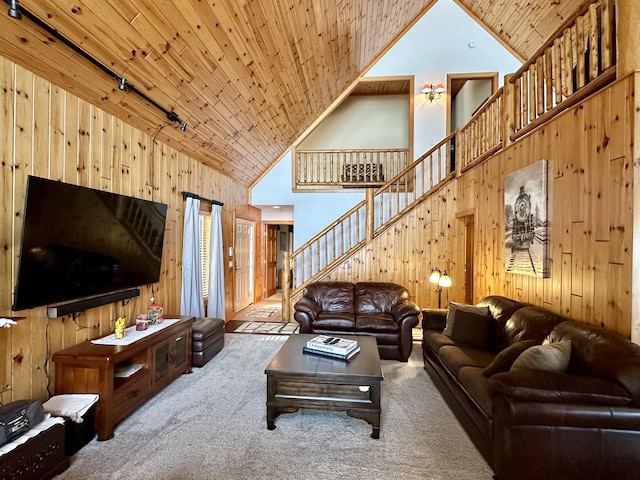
303;335;360;361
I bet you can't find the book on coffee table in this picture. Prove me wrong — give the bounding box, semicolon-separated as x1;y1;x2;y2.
306;335;358;355
302;346;361;361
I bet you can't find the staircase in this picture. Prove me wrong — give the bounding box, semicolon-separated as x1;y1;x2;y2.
281;0;617;320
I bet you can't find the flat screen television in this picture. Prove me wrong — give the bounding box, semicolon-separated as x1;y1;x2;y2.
12;176;168;311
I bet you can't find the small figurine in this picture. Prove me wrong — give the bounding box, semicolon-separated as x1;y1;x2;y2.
114;316;126;339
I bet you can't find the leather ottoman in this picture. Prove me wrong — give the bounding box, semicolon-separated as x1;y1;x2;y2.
192;317;225;367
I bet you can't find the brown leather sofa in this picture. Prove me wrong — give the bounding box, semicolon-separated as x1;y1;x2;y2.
422;295;640;480
293;281;420;361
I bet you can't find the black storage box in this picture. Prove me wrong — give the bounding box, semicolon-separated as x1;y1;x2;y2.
64;404;96;455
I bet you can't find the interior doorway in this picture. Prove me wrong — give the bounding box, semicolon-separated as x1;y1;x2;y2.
234;217;255;312
447;72;498;132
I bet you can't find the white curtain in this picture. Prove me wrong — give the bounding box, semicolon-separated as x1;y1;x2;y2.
207;204;225;318
180;197;205;316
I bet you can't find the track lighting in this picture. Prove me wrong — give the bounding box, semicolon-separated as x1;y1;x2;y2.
118;77;127;91
180;122;187;132
8;0;22;19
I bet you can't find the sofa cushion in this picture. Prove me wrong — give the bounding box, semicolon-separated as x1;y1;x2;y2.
312;312;356;330
438;345;496;377
511;340;572;373
490;370;633;406
423;330;456;355
355;313;399;333
502;306;565;348
450;309;494;349
443;301;491;337
476;296;526;350
483;340;540;377
302;281;355;313
458;366;495;416
354;282;409;314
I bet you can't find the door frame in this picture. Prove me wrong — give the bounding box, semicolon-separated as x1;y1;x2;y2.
446;72;499;135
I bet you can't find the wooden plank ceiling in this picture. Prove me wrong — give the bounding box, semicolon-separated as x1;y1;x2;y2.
0;0;586;187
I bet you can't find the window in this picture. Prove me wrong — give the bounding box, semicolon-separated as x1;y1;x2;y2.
199;206;212;301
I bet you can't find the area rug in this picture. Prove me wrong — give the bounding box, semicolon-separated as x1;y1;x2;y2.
233;321;299;335
56;334;493;480
235;306;280;319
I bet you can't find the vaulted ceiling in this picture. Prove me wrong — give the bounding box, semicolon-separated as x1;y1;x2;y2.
0;0;587;187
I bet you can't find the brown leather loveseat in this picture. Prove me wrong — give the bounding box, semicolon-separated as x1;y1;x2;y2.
293;281;420;361
422;295;640;480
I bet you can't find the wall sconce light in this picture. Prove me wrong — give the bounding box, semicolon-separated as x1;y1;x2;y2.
421;83;445;102
8;0;22;19
429;268;452;308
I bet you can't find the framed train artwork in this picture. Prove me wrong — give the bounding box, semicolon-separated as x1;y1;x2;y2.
504;159;549;278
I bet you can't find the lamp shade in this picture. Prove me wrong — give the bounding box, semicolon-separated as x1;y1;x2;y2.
429;269;441;284
439;272;452;288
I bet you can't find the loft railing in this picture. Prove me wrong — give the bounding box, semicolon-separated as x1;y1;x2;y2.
281;0;617;320
509;0;616;141
294;148;409;188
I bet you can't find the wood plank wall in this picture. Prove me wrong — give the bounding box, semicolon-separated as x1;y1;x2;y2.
0;56;260;403
324;74;635;338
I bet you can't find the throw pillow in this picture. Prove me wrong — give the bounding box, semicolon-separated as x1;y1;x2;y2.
450;309;494;349
443;301;491;337
510;340;572;373
483;340;539;377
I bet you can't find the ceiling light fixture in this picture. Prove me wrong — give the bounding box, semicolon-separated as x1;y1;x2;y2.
180;121;187;132
8;0;22;19
118;77;127;91
421;83;446;103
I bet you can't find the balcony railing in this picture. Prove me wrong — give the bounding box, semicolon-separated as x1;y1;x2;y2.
294;148;409;189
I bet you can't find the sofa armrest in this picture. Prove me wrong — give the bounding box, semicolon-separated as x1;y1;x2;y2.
391;300;421;326
421;308;447;332
490;369;633;406
294;296;320;317
293;296;320;332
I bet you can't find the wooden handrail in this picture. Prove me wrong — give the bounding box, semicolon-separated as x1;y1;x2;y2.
510;0;612;82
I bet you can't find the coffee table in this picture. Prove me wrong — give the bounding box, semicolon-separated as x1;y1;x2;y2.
265;333;383;438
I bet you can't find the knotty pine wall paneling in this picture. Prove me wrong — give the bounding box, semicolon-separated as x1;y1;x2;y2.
0;57;253;403
321;74;635;340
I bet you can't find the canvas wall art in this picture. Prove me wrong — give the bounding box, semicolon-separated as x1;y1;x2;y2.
504;159;549;278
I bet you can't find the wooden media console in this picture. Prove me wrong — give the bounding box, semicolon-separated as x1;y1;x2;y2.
52;316;195;441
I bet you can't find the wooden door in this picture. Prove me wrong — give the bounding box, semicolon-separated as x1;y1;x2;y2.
234;218;254;311
265;225;278;297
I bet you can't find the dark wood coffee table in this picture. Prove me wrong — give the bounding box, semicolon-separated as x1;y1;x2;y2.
265;333;383;438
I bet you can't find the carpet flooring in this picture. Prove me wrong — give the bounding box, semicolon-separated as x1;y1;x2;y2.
56;334;493;480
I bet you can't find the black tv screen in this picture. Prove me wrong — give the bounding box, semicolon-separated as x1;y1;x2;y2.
12;176;168;311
